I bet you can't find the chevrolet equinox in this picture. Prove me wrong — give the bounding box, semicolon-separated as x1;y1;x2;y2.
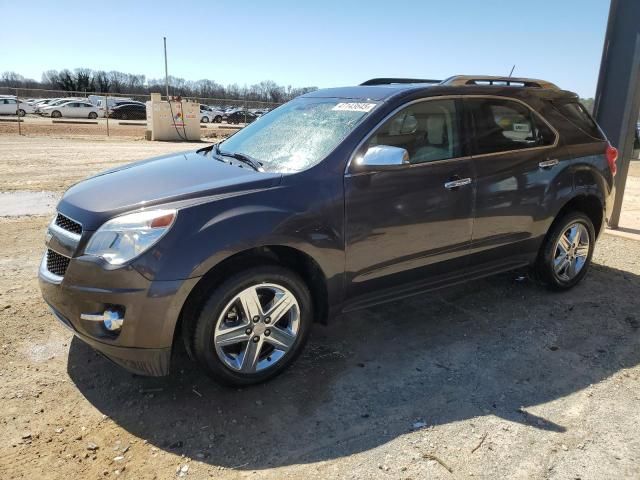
39;75;617;385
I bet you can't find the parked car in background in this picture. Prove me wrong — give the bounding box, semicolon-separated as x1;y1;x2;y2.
200;104;223;123
40;100;100;119
35;98;83;113
107;103;147;120
0;97;36;116
99;100;145;118
225;110;258;124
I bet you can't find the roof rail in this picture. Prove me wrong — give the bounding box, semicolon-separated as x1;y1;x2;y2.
360;78;442;86
441;75;559;90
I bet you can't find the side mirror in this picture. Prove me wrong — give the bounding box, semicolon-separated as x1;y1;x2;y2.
353;145;410;171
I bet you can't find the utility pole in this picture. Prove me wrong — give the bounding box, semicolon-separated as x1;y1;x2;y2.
594;0;640;229
163;36;170;99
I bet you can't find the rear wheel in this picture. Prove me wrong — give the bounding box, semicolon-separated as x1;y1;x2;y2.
17;109;26;117
51;110;62;118
88;112;98;119
214;115;222;123
192;265;313;386
535;212;595;290
120;113;128;120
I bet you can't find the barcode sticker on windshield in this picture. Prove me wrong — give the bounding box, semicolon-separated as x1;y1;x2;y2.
332;102;376;112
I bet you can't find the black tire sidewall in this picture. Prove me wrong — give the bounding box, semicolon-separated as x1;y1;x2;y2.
193;266;313;386
537;212;595;290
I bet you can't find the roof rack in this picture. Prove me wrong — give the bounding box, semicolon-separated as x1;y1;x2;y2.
441;75;559;90
360;78;442;86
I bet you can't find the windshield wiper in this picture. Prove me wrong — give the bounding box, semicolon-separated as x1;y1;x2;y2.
198;143;263;172
217;147;264;172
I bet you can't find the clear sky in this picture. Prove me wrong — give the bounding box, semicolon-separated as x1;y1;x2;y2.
0;0;610;98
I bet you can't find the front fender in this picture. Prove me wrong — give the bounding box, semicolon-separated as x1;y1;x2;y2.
132;180;345;292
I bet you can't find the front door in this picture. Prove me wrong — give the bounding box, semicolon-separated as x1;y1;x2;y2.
344;98;475;301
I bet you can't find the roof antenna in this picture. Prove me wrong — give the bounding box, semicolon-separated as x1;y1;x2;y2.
508;65;516;78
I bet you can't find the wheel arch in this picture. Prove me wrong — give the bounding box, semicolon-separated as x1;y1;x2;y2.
174;245;329;359
552;193;604;238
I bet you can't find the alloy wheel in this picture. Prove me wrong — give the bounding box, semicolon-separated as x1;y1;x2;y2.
553;222;590;282
214;283;300;373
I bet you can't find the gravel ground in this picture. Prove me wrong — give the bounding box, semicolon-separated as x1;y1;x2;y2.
1;135;639;479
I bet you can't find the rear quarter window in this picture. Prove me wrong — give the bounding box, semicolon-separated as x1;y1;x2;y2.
553;101;604;141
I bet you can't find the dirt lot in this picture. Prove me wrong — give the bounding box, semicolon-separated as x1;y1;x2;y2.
1;135;640;479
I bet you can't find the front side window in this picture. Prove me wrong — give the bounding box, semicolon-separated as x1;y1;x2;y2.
365;99;460;164
218;97;378;173
468;98;555;155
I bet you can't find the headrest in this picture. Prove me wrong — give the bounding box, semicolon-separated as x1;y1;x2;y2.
427;115;446;144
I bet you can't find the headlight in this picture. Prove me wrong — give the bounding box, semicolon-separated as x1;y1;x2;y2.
85;209;176;265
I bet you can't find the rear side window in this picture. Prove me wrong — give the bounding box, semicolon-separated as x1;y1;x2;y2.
553;101;604;140
467;98;556;155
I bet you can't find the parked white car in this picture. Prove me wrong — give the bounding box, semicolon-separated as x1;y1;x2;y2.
199;104;223;123
0;97;36;116
40;100;100;119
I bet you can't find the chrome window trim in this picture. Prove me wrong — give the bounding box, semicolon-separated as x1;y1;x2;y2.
344;94;559;175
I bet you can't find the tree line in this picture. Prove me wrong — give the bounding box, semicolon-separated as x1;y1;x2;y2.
0;69;318;104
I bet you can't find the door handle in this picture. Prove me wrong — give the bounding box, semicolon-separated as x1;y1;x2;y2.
538;159;559;169
444;177;472;190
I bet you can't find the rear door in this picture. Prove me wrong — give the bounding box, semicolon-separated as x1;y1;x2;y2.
464;96;559;264
0;99;11;114
344;98;475;301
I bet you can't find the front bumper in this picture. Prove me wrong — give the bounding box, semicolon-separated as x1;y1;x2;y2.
48;304;171;376
39;251;199;376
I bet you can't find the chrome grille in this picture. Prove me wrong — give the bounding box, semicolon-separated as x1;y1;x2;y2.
46;249;70;277
54;213;82;235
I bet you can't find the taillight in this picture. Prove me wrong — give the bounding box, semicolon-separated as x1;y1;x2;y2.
606;144;618;176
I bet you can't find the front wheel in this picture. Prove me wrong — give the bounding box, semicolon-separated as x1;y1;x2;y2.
88;112;98;119
17;109;26;117
535;212;595;290
214;115;222;123
192;265;313;386
51;110;62;118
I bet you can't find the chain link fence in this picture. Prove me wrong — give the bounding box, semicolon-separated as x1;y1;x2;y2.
0;87;281;139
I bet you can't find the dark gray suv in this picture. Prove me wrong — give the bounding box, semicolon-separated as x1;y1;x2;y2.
39;75;617;386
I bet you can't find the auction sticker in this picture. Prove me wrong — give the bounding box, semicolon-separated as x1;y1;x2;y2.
332;102;377;112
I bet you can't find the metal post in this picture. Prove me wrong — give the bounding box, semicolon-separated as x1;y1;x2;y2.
105;93;110;137
594;0;640;229
164;37;170;100
16;88;22;135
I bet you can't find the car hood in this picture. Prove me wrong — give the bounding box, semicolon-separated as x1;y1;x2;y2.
57;150;282;230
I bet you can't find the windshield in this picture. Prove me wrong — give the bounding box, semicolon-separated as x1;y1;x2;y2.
218;97;378;173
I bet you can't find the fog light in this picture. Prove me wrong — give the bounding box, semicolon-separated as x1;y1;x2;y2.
103;310;124;331
80;309;124;332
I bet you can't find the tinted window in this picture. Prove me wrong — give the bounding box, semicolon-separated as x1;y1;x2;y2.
468;98;555;155
366;99;459;164
553;101;603;140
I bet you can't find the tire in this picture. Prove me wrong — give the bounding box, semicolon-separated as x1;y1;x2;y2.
51;110;62;118
192;265;313;386
201;116;209;123
88;112;98;119
120;113;128;120
535;212;595;290
214;116;222;123
17;109;26;117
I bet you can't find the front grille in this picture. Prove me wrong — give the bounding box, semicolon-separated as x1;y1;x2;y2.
46;249;70;277
54;213;82;235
